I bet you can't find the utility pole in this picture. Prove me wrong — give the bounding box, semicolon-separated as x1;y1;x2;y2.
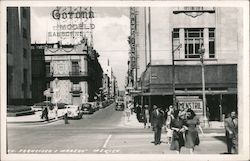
199;44;209;127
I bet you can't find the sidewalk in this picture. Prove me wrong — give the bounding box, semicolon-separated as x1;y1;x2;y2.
119;111;225;135
7;109;65;124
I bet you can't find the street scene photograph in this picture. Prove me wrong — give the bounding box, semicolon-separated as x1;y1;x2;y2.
2;1;249;160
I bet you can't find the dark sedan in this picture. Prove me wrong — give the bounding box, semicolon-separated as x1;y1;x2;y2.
81;103;95;114
115;102;124;111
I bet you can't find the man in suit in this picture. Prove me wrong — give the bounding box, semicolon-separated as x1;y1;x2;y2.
151;105;164;145
224;111;238;154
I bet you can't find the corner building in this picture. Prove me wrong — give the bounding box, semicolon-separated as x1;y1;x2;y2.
132;7;242;121
44;39;102;106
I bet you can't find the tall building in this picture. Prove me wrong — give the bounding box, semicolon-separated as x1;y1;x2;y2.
103;60;118;98
7;7;32;105
128;7;242;122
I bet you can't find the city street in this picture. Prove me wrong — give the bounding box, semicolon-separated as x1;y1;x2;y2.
7;103;228;154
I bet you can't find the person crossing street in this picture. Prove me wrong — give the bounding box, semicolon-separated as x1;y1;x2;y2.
151;105;164;145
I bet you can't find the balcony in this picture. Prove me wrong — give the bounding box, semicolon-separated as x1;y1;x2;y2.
173;7;215;14
69;71;88;77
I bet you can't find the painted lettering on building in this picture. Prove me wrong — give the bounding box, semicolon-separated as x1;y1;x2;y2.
52;8;94;20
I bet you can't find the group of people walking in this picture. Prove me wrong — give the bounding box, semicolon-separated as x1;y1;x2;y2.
132;102;238;154
149;104;203;154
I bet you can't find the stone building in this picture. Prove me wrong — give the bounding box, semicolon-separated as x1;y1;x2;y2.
41;38;102;106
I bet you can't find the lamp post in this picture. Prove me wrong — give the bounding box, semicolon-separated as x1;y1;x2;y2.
54;78;59;120
198;45;209;127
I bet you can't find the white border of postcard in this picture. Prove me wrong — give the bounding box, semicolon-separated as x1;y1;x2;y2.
1;0;249;161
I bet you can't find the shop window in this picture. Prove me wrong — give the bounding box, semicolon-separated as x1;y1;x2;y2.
184;28;204;58
209;28;215;58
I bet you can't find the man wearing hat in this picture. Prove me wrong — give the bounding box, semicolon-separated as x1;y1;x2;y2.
151;105;164;145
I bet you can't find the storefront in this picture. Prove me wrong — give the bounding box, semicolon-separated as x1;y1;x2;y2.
136;64;237;121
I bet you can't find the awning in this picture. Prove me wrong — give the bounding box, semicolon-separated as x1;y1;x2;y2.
139;89;237;96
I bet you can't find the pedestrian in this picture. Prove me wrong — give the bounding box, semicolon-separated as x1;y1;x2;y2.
135;103;141;121
224;110;238;154
170;110;185;154
178;105;187;120
151;105;164;145
64;106;69;124
125;101;132;122
41;106;49;121
144;105;151;128
183;109;202;154
166;105;174;144
54;105;58;120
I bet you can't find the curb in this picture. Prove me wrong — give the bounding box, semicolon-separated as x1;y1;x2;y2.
7;116;64;125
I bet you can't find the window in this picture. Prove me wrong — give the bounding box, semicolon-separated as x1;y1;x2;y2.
71;61;80;75
22;28;27;39
23;48;27;58
45;62;51;77
184;28;204;58
209;28;215;58
22;8;27;18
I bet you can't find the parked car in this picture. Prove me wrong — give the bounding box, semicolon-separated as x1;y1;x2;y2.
81;103;95;114
32;101;53;111
65;105;82;119
88;102;99;111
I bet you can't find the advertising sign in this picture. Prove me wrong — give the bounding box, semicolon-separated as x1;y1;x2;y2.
177;96;203;116
47;7;95;44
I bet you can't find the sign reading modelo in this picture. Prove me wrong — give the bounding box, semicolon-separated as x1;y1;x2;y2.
48;7;95;42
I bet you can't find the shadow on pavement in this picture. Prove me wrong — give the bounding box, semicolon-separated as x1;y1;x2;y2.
213;135;226;144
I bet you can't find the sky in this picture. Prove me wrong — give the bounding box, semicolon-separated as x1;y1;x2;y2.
30;7;130;90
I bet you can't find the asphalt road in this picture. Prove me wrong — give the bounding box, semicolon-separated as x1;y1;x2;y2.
7;103;228;154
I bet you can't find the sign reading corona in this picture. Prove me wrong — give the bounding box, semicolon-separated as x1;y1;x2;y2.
52;8;94;20
48;7;95;44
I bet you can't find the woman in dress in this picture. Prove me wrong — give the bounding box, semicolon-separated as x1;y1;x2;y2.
170;110;185;154
165;105;174;144
184;109;202;154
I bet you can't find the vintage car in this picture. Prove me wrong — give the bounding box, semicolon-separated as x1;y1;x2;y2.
115;97;124;111
81;103;95;114
65;105;82;119
115;101;124;111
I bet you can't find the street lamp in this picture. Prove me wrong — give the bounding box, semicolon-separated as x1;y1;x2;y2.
198;44;209;127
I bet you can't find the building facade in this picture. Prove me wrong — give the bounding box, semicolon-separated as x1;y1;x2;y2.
39;38;103;106
7;7;32;105
128;7;242;122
